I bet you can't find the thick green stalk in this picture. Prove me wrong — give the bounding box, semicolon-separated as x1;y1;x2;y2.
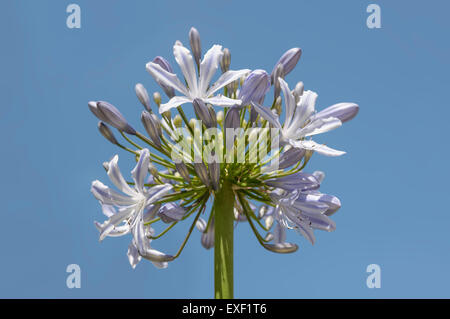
214;180;235;299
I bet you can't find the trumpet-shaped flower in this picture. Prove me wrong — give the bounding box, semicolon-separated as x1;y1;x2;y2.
146;44;250;113
91;149;174;268
252;78;347;156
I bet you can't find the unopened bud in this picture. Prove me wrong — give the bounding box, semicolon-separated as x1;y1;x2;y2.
293;81;304;103
270;47;302;83
274;96;282;115
148;162;159;177
216;111;224;125
175;162;191;182
273;64;285;100
97;122;118;145
194;162;211;188
220;48;231;73
193;98;216;128
135;83;151;111
96;101;136;135
173;114;183;128
141;111;162;147
153;92;161;107
189;27;202;68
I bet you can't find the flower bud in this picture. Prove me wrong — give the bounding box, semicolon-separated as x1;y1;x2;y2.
175;162;191;182
89;101;107;122
271;47;302;83
201;218;214;249
264;242;298;254
193;98;216;128
224;107;240;130
189;27;202;68
153;92;161;107
216;110;224;125
175;40;183;46
152;57;175;98
135;83;151;111
314;103;359;123
97;122;118;145
189;118;197;131
148;162;159;178
293;81;304;103
220;48;231;73
141;111;162;147
194;162;210;188
274;96;282;115
239;69;270;106
173;114;183;128
208;159;220;191
273;64;285;100
264;232;274;242
96;101;136;134
278;147;306;169
265;215;274;229
157;203;186;223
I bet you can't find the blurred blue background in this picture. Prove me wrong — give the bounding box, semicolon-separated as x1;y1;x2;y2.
1;0;449;298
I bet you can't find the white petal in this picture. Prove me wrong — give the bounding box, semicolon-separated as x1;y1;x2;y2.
127;241;141;269
278;78;296;129
99;205;136;241
101;204;116;217
91;180;136;206
206;69;250;96
198;45;223;94
297;117;342;138
284;90;318;139
204;95;242;107
251;102;282;128
173;44;198;95
146;184;173;204
292;140;346;157
107;155;136;197
131;149;150;193
159;96;192;113
146;62;188;95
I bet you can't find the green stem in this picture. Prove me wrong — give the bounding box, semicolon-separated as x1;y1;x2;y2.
214;180;235;299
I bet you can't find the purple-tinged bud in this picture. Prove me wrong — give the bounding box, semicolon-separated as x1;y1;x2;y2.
293;81;304;103
193;98;216;128
175;162;191;182
135;83;151;111
220;48;231;73
189;27;202;68
264;233;274;242
157;203;186;223
201;219;214;249
89;101;108;122
208;159;220;191
224;107;241;130
314;103;359;123
96;101;136;135
271;48;302;83
278;147;306;169
194;162;210;188
263;242;298;254
141;111;162;147
152;56;175;98
239;69;271;106
97;122;118;145
143;203;162;222
273;64;285;101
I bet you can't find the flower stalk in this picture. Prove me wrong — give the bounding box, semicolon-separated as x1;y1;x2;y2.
214;180;235;299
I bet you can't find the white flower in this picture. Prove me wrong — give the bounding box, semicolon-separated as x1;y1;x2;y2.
91;148;174;268
146;43;250;113
252;77;345;156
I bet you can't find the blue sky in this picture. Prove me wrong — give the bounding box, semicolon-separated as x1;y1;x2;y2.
1;0;449;298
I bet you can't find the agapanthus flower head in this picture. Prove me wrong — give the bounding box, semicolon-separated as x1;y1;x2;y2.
89;27;358;271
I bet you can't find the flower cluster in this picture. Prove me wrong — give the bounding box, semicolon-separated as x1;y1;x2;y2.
89;27;358;269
